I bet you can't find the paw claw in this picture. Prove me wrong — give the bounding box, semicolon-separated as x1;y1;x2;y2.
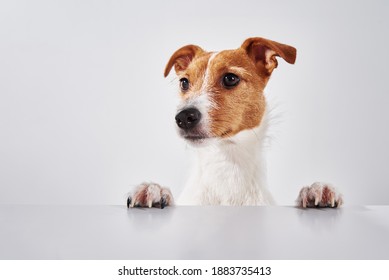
127;197;132;208
160;197;166;209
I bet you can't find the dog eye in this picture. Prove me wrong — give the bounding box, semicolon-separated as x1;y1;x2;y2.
180;78;190;91
222;73;240;89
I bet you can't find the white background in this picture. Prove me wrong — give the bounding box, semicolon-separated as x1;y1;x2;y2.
0;0;388;205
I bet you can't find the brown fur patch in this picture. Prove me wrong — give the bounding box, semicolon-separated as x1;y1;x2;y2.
164;45;204;77
206;49;267;137
175;48;268;138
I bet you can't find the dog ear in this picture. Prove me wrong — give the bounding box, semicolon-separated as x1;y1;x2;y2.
164;45;204;77
241;37;296;75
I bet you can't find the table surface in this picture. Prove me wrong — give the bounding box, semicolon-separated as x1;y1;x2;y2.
0;205;388;260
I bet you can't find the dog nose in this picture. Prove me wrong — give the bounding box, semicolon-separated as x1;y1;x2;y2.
175;108;201;130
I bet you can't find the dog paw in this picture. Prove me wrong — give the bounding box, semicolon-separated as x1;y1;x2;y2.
297;182;343;208
127;183;174;209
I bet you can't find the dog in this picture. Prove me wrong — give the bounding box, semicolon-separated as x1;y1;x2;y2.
127;37;343;208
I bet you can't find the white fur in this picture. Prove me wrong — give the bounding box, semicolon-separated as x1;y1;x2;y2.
200;52;219;93
178;107;275;206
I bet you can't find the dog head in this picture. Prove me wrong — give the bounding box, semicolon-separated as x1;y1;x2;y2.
164;37;296;146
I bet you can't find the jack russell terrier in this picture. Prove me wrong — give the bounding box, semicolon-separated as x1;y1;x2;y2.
127;37;343;209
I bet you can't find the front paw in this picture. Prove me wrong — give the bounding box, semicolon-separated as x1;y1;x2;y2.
127;183;174;209
297;182;343;208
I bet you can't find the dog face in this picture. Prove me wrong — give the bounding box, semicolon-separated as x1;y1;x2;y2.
164;37;296;145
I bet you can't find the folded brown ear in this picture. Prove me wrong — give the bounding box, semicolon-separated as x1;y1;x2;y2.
241;37;296;75
164;44;204;77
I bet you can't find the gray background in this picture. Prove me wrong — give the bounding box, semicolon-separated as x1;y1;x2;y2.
1;0;388;206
